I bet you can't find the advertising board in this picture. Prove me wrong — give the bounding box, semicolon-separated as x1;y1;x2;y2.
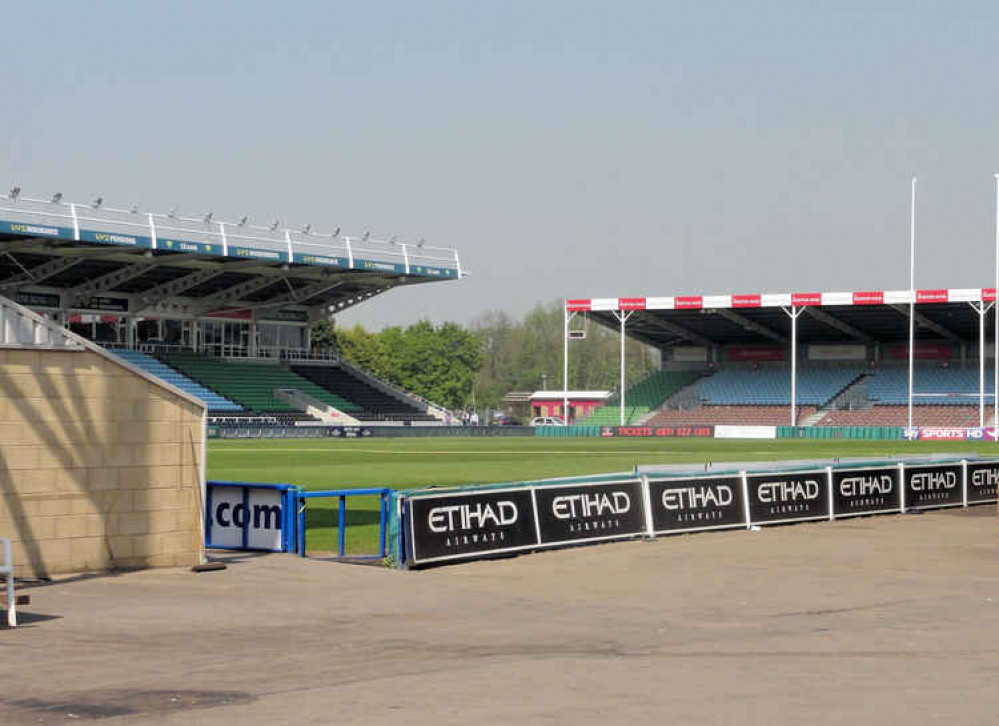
603;426;714;438
903;464;963;509
406;488;539;565
205;482;295;552
533;480;646;546
647;475;745;534
830;467;901;517
964;461;999;504
715;425;777;440
746;470;830;524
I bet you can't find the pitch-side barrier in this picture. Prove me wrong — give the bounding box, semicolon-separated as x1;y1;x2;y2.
397;456;999;568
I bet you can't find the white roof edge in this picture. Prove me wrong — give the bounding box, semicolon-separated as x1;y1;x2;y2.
531;390;612;399
0;294;206;411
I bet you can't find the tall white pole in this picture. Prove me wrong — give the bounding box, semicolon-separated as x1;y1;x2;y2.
619;312;627;427
790;309;798;427
979;304;986;428
907;177;916;430
993;174;999;435
563;303;570;424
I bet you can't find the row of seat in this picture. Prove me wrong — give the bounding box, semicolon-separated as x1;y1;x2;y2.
579;371;702;425
107;349;242;412
160;352;360;415
695;368;862;406
290;365;435;421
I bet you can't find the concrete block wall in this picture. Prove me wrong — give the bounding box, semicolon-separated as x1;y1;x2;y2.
0;348;205;577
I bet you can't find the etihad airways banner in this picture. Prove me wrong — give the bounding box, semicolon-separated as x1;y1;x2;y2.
403;460;999;566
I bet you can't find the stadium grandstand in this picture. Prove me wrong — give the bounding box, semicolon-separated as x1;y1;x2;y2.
0;187;463;425
564;288;999;428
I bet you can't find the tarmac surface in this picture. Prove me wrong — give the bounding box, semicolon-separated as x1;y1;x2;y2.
1;506;997;725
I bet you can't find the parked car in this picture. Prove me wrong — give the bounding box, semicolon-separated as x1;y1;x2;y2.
491;413;523;426
530;416;565;427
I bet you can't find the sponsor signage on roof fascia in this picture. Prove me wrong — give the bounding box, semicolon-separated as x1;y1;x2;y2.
904;463;963;509
292;252;346;267
13;291;61;308
406;487;539;565
79;229;152;249
746;470;830;525
0;220;73;238
230;245;285;261
830;466;900;517
648;475;745;534
159;238;222;255
533;479;646;546
965;461;999;503
358;258;406;274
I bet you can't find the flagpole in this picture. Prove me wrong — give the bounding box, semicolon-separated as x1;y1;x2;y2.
907;177;916;431
993;174;998;436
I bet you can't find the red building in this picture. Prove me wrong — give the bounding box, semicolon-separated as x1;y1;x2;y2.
530;391;611;423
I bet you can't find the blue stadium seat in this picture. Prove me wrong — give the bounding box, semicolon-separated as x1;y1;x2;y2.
695;368;863;406
107;349;243;412
864;367;994;406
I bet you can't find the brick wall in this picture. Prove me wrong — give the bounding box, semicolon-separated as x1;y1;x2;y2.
0;348;204;577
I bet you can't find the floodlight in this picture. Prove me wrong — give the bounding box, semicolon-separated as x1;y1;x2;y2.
91;197;103;210
301;223;310;234
331;225;340;238
129;203;140;214
203;211;213;225
9;186;20;201
362;230;370;241
168;206;178;219
238;215;248;227
51;192;63;203
389;235;398;245
417;238;425;248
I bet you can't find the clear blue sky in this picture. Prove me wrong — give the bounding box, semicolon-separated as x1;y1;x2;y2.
4;1;999;327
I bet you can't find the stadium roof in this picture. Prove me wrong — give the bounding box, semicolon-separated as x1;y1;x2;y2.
568;288;997;348
0;190;462;317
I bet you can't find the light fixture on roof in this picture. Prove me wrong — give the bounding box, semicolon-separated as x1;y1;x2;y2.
168;206;178;219
331;225;340;238
238;215;248;226
129;203;140;213
269;219;280;232
9;186;21;201
417;237;425;248
389;235;398;245
362;230;370;241
91;196;103;210
51;192;63;204
301;223;310;234
203;211;213;225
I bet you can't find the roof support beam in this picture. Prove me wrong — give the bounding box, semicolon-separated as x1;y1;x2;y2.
243;280;347;311
638;313;714;346
889;304;962;342
132;268;227;313
0;256;83;292
189;275;286;315
66;262;161;306
715;308;788;343
803;306;873;343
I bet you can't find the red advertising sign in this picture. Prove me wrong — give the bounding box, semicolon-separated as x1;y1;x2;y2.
674;296;703;310
889;343;953;360
619;298;646;310
792;292;822;307
916;289;948;303
852;291;884;305
607;426;714;438
732;294;762;308
727;346;786;362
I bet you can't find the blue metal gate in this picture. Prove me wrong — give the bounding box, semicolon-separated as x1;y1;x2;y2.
297;488;393;560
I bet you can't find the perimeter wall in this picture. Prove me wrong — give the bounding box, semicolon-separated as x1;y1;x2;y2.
0;348;205;578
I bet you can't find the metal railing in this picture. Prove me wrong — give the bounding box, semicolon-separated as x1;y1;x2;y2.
297;488;392;560
0;193;461;276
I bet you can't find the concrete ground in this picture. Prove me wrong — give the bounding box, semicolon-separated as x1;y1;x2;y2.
1;506;997;726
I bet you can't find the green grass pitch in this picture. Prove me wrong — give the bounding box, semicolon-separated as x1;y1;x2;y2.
207;437;997;556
